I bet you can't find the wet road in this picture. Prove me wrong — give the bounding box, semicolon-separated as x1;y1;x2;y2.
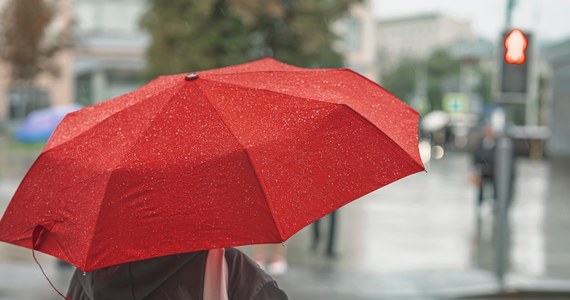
1;140;569;299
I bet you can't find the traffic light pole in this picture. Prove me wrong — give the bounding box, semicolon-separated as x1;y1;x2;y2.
493;0;518;290
505;0;516;28
494;132;513;290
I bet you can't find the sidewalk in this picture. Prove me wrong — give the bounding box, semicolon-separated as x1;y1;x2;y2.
270;153;570;299
1;149;569;299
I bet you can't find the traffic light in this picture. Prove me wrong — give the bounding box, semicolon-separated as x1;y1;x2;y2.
499;29;532;95
504;29;527;64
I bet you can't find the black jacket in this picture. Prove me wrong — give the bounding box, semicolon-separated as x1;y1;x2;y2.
473;138;497;178
67;248;288;300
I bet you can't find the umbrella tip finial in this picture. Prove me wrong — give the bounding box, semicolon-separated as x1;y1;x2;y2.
185;73;199;81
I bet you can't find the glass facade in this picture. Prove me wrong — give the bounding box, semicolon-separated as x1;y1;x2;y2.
73;0;147;105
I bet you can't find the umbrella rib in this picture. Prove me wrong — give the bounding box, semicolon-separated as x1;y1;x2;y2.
196;57;312;75
199;69;412;110
337;69;423;167
342;68;420;117
82;86;185;270
205;68;332;77
43;79;181;154
193;82;285;241
197;77;419;157
8;220;76;265
340;104;424;171
198;78;335;106
204;68;419;115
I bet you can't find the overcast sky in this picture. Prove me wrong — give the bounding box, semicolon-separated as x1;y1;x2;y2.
372;0;570;43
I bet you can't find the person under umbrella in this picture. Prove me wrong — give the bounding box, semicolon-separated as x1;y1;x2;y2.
471;124;498;208
252;244;288;275
67;248;288;300
310;210;338;258
0;58;424;299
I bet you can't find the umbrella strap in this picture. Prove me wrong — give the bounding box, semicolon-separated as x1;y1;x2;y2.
204;248;229;300
32;225;72;300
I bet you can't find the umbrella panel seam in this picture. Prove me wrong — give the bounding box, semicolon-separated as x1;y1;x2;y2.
342;68;420;116
203;68;332;77
198;71;418;138
197;78;417;162
43;79;181;154
83;83;185;270
197;76;342;107
195;57;306;75
340;104;424;171
194;82;285;241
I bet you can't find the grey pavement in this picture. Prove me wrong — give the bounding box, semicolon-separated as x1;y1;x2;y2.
1;141;570;299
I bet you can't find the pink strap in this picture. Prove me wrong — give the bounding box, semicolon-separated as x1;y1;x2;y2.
203;248;229;300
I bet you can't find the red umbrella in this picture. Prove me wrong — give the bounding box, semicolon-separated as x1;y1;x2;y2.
0;58;424;271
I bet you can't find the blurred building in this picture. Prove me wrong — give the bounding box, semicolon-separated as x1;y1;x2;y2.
73;0;147;106
376;12;476;70
0;0;74;123
1;0;376;124
544;39;570;157
335;0;379;82
0;0;147;124
450;37;496;115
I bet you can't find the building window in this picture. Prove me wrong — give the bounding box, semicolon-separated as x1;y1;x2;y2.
106;69;143;100
345;17;361;52
75;0;144;35
8;88;50;120
76;73;93;106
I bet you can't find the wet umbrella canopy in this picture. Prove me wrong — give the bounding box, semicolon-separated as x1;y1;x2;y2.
0;58;424;271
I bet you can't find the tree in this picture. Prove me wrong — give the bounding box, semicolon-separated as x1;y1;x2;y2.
0;0;72;120
381;49;463;111
237;0;357;68
0;0;70;83
380;58;416;103
140;0;358;79
140;0;252;79
425;49;460;111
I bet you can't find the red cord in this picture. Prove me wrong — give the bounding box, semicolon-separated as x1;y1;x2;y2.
32;225;72;300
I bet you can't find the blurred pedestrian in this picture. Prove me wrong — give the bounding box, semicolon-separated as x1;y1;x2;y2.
471;123;517;211
444;126;454;150
253;244;288;275
67;248;288;300
311;210;338;258
471;124;497;208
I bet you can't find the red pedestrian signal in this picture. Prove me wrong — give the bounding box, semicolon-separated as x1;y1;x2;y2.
504;29;528;64
499;29;532;97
